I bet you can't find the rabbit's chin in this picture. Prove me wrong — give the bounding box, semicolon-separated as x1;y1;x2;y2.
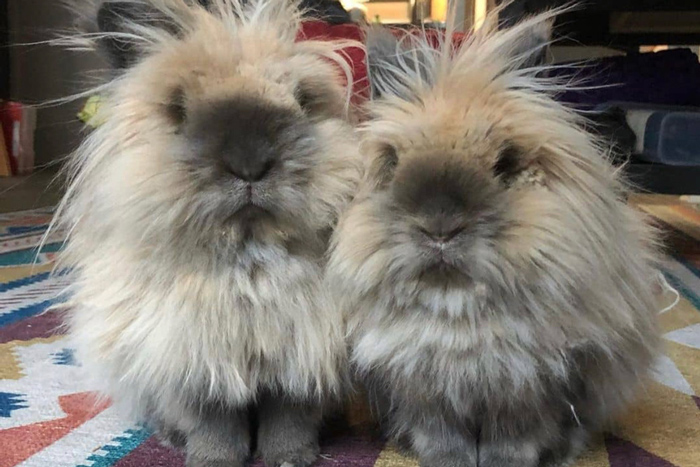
401;233;493;285
223;204;304;247
226;204;276;235
417;260;472;287
214;206;325;258
230;202;273;220
380;248;477;291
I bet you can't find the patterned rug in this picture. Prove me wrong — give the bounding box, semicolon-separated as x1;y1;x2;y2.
1;197;699;467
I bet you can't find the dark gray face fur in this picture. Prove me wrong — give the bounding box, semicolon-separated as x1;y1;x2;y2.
173;96;321;243
370;148;509;285
185;98;299;183
397;158;505;279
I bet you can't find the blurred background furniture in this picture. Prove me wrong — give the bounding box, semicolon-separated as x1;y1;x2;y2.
500;0;700;194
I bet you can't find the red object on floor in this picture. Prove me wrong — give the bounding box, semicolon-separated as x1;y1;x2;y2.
0;101;37;175
0;102;22;175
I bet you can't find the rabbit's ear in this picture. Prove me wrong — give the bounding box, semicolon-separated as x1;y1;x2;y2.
96;1;180;69
366;27;432;101
508;16;553;70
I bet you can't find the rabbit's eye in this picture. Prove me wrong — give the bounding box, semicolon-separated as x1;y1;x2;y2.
493;145;521;180
294;81;343;119
382;145;399;169
294;85;317;115
165;88;187;127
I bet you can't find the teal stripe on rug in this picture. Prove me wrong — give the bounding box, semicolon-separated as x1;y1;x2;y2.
676;256;700;280
664;272;700;311
0;242;63;267
77;428;151;467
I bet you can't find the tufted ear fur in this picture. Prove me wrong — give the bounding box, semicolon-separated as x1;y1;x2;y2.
505;15;553;70
365;27;434;101
96;1;182;68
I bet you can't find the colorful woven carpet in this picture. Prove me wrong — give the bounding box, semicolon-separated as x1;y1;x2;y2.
1;198;699;467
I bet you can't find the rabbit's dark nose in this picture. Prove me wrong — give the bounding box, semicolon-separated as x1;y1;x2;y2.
420;225;465;244
224;151;277;182
394;158;499;213
184;97;298;183
418;224;464;245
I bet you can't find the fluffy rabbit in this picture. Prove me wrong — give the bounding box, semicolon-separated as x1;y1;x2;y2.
56;1;362;466
328;13;662;467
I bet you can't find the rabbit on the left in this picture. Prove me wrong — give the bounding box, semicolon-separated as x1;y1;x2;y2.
56;1;363;466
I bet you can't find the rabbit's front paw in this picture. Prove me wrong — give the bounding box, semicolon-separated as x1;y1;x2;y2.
420;453;476;467
264;442;320;467
257;394;322;467
186;459;245;467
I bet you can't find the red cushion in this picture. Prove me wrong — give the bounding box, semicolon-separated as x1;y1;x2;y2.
298;21;369;102
297;21;466;105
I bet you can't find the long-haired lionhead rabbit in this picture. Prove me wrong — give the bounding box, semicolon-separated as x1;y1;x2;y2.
328;12;662;467
56;0;362;465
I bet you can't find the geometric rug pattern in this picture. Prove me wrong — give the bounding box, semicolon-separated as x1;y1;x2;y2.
1;197;699;466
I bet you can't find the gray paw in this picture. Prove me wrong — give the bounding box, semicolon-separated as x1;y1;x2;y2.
155;427;187;448
421;453;477;467
263;442;320;467
186;458;245;467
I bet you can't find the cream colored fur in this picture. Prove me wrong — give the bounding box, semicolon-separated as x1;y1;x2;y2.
329;11;662;467
55;0;363;436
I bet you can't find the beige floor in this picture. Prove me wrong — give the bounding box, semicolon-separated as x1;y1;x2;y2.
0;169;64;213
